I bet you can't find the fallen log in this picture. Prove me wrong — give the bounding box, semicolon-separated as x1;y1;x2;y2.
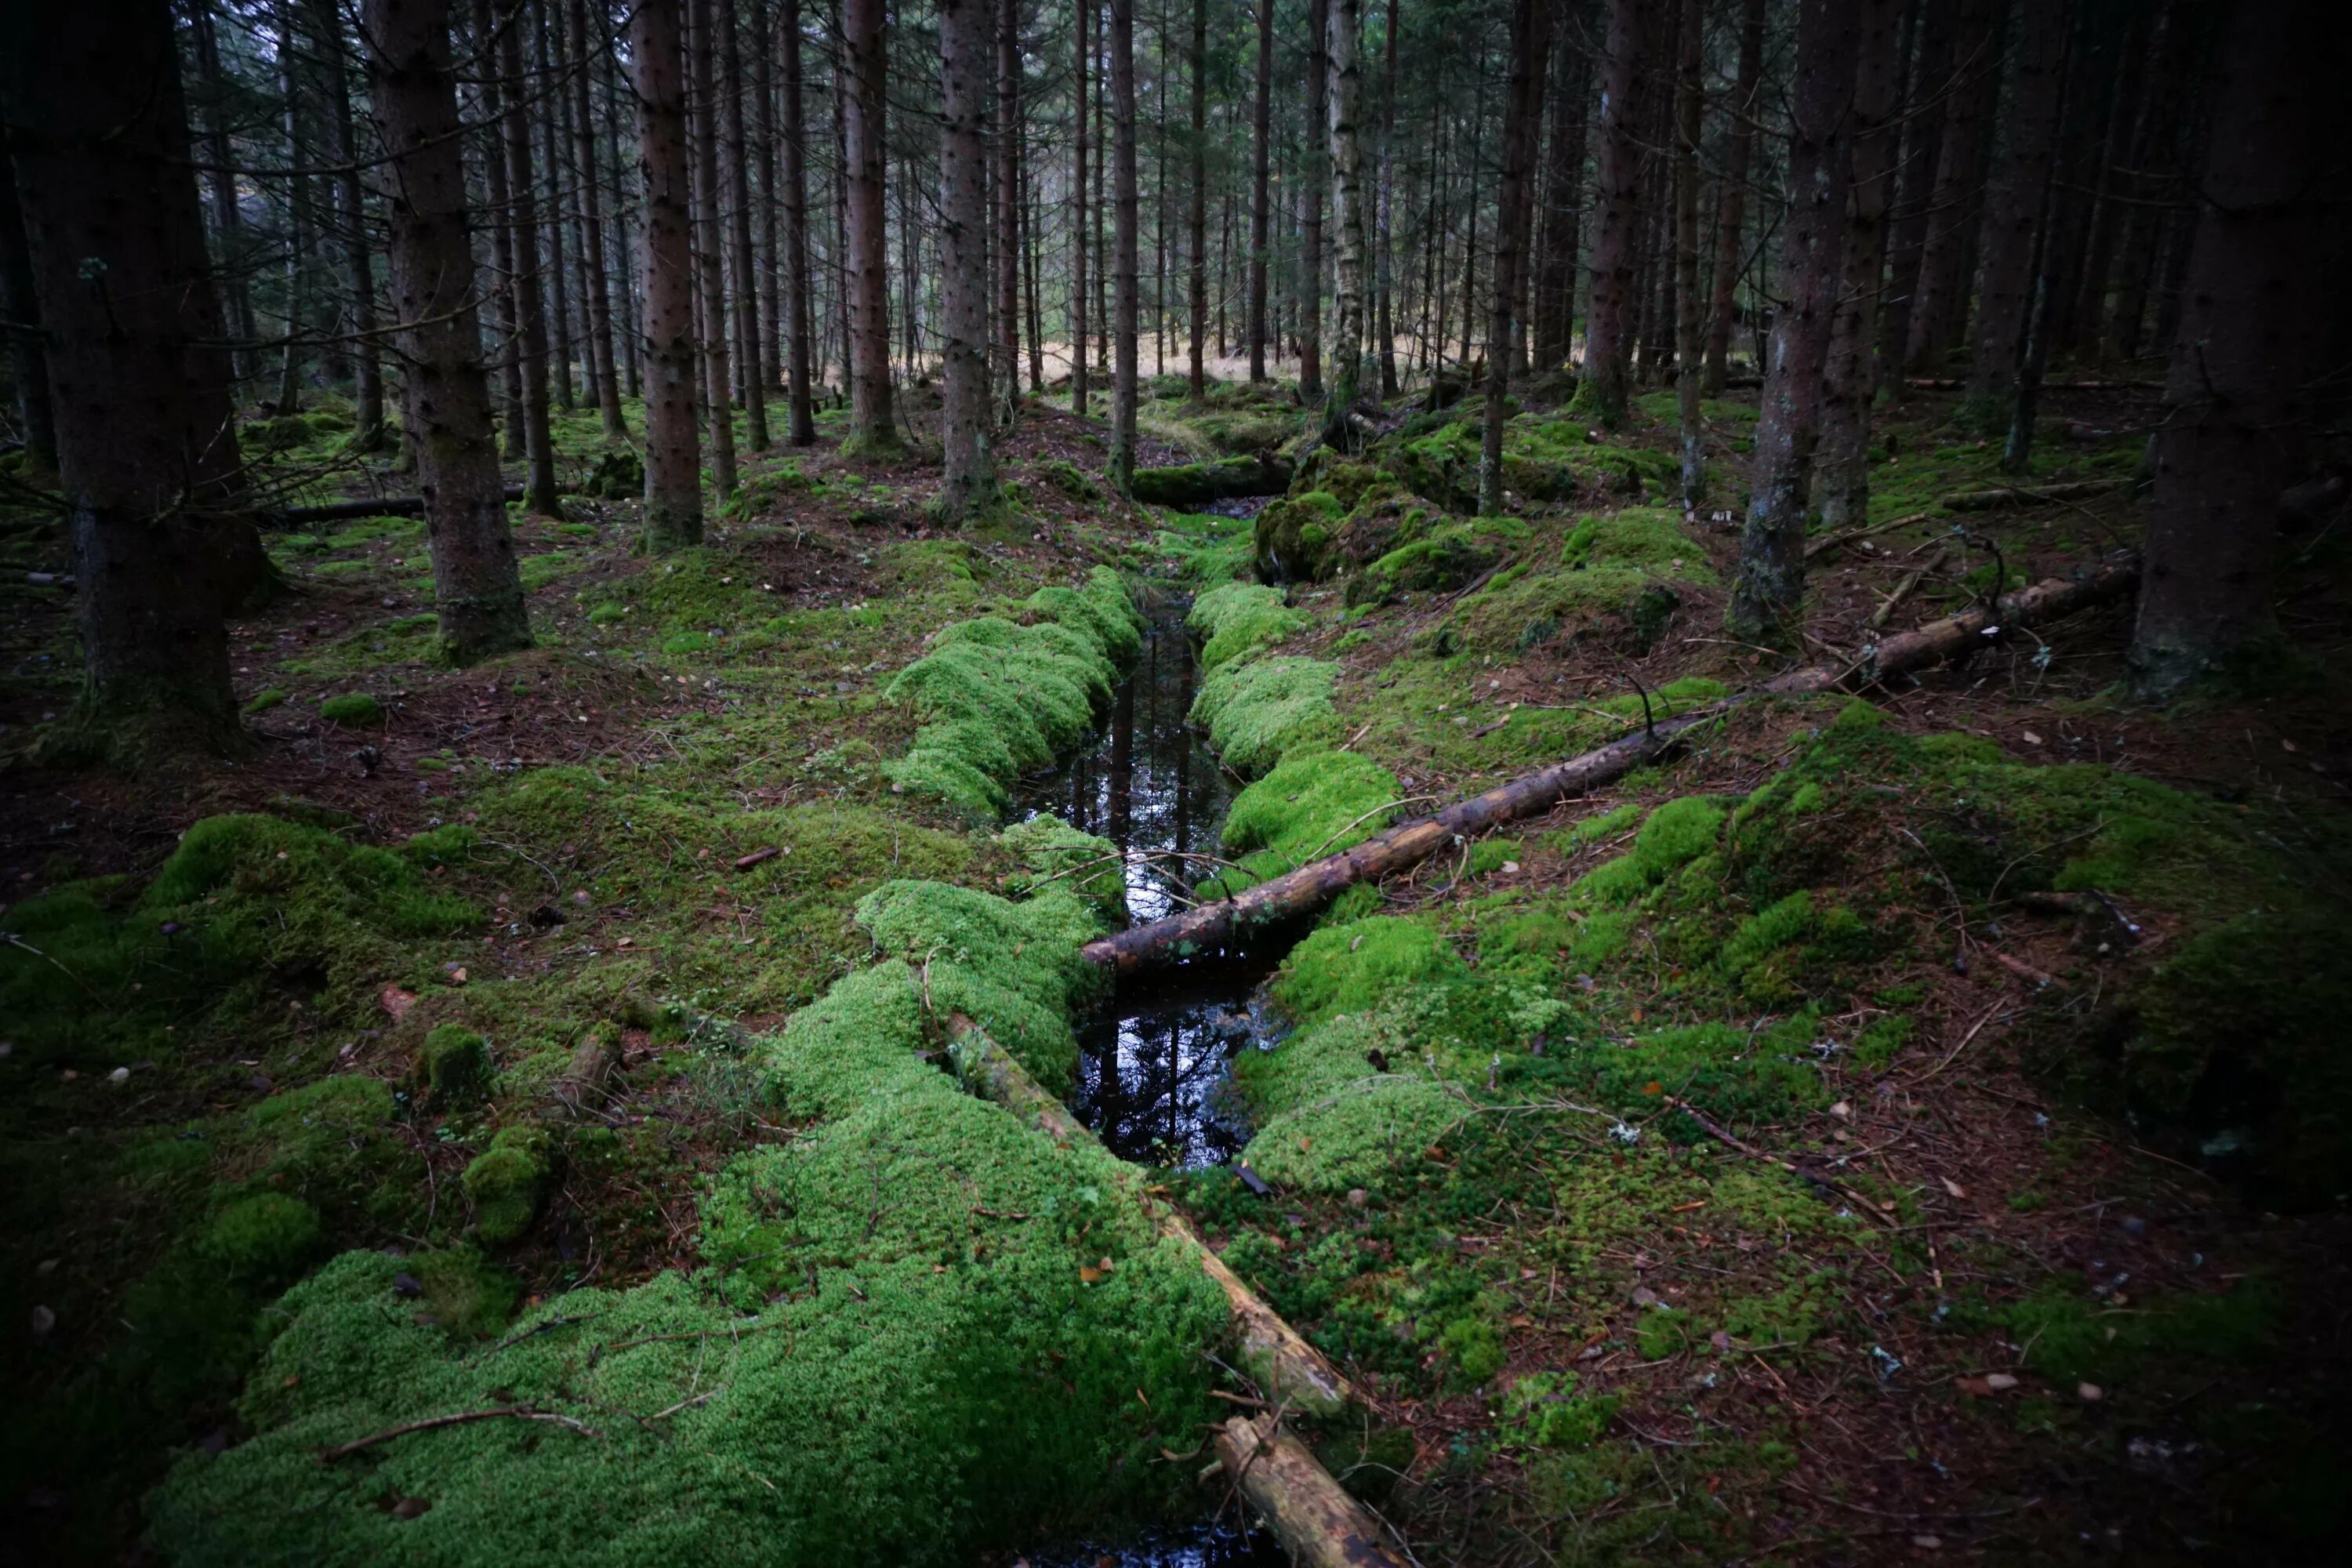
1214;1414;1411;1568
1802;509;1931;561
258;484;576;528
946;1018;1357;1419
1083;557;2140;977
1130;454;1294;507
1869;546;1949;630
1937;477;2129;512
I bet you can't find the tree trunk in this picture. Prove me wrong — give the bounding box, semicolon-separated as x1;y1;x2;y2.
684;0;739;493
1876;0;1955;397
1373;0;1400;394
1577;0;1646;427
2063;2;2153;358
535;2;574;415
1;0;249;750
631;0;702;548
1246;0;1272;382
1323;0;1369;448
996;0;1024;423
843;0;899;453
778;0;817;441
364;0;532;665
603;38;644;398
1905;0;2001;368
1533;5;1591;375
1476;0;1547;514
1701;0;1765;396
0;122;60;475
936;0;999;524
1299;0;1329;402
2129;0;2340;699
1814;0;1906;531
1726;0;1862;645
1072;1;1091;414
718;0;768;451
492;1;562;514
474;2;524;454
1962;0;2067;430
565;0;626;437
191;6;260;384
277;24;313;414
310;0;387;451
1186;0;1208;403
752;0;779;391
1107;0;1139;494
1671;0;1704;506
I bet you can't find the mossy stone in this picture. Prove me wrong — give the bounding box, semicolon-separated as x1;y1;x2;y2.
418;1024;492;1105
199;1193;322;1281
318;692;383;728
461;1125;552;1244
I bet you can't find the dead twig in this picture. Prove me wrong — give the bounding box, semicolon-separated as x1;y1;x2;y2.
317;1405;601;1461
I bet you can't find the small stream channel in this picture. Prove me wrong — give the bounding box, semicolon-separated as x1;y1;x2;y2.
1010;591;1289;1566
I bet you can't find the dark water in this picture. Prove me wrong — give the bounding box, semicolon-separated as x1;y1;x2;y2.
1016;596;1275;1167
1015;1520;1283;1568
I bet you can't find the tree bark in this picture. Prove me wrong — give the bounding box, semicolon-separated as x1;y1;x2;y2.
364;0;532;666
310;0;387;452
494;1;563;514
1905;0;2001;368
0;122;60;474
685;0;739;493
473;2;524;454
1671;0;1704;506
752;0;780;391
564;0;627;438
1814;0;1906;531
535;2;574;415
1214;1416;1410;1568
1373;0;1400;394
1071;0;1091;414
995;0;1024;422
936;0;1000;525
1476;0;1548;513
1091;557;2140;977
2106;4;2195;363
191;6;260;384
778;0;818;441
1298;0;1330;403
1246;0;1272;382
719;0;768;451
1876;0;1955;397
1107;0;1139;494
843;0;900;453
276;20;314;414
631;0;703;548
1701;0;1766;397
1323;0;1369;448
1576;0;1646;428
1185;0;1208;403
2129;0;2341;699
1;0;250;750
1726;0;1862;645
1962;0;2067;430
1532;5;1591;376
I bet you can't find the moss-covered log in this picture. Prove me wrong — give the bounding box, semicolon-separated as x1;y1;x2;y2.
1937;477;2129;511
1130;453;1294;506
1214;1414;1410;1568
1085;557;2141;977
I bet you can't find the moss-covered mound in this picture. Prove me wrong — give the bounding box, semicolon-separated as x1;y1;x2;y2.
151;878;1232;1566
1186;580;1310;670
1439;508;1711;655
884;567;1144;815
1189;655;1340;777
1198;747;1403;900
1383;416;1674;512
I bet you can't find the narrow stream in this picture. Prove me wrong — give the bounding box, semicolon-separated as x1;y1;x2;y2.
1016;593;1279;1170
1011;591;1287;1568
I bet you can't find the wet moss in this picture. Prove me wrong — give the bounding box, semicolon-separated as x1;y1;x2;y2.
1252;490;1345;581
1189;655;1340;777
1199;746;1401;898
318;692;383;728
1188;580;1311;670
461;1126;551;1245
200;1192;324;1280
418;1025;492;1106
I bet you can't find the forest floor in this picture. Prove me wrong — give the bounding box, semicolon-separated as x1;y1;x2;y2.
2;367;2348;1566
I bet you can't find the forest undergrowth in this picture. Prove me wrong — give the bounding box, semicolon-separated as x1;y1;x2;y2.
4;369;2349;1565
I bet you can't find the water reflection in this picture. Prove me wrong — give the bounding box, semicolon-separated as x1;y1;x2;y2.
1015;1519;1286;1567
1016;597;1269;1169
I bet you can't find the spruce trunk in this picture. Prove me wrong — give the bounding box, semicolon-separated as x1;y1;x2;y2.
631;0;704;548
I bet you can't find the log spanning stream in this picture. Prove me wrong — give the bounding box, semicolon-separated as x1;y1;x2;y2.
1016;593;1284;1169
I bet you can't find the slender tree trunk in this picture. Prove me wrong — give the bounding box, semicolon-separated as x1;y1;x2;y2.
2062;3;2151;358
1962;0;2066;430
1701;0;1763;396
1671;0;1704;506
191;7;260;384
365;0;530;663
495;2;562;512
1186;0;1208;402
564;0;627;437
1024;139;1044;390
0;122;60;475
1877;0;1954;397
603;39;643;398
1532;5;1589;375
937;0;1000;523
1246;0;1272;382
277;26;312;413
779;0;818;441
1577;0;1645;426
475;1;525;455
632;0;702;547
535;2;575;415
716;0;768;451
310;0;387;450
1299;0;1329;401
1727;0;1862;645
1476;0;1548;514
751;0;780;390
1108;0;1139;493
2106;4;2190;363
1323;0;1369;447
686;0;739;492
832;0;851;398
2130;0;2341;699
843;0;899;452
1072;0;1091;414
996;0;1024;421
1;0;251;748
1905;0;2000;369
1814;0;1905;529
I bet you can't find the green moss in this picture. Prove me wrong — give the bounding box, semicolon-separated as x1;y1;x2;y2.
1439;1313;1507;1387
201;1193;323;1280
243;688;287;715
999;815;1127;920
1200;747;1400;898
2002;1279;2280;1387
1189;655;1339;777
1273;916;1467;1028
1637;1306;1695;1359
408;1247;522;1339
1187;581;1310;670
1344;523;1502;607
1467;839;1521;876
418;1025;492;1105
1498;1370;1618;1450
1037;457;1102;503
318;692;383;728
1252;490;1345;581
461;1125;552;1245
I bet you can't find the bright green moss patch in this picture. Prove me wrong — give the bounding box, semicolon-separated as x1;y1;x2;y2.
1000;814;1127;920
1252;490;1345;581
1274;916;1468;1027
1188;581;1310;670
1189;655;1339;776
242;687;287;714
1200;747;1401;898
461;1125;551;1244
417;1025;492;1105
200;1193;324;1280
318;692;383;727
